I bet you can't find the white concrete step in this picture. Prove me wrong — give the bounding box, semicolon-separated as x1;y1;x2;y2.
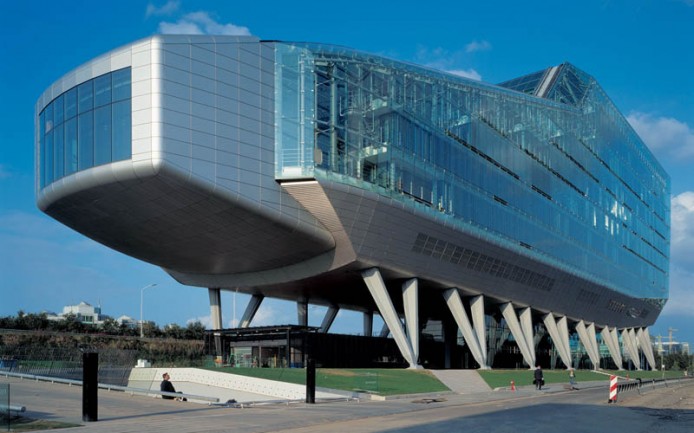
429;369;492;394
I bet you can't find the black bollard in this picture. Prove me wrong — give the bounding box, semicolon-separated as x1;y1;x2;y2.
306;358;316;404
82;352;98;422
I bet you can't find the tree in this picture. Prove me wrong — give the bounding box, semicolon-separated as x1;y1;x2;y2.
163;323;184;339
23;312;49;330
184;321;206;340
99;317;120;335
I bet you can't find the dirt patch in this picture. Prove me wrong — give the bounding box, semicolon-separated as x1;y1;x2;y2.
2;415;81;431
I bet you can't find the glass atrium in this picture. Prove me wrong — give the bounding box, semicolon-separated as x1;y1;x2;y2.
274;43;670;305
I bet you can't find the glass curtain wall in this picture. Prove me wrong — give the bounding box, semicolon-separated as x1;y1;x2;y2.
274;43;669;303
38;68;132;189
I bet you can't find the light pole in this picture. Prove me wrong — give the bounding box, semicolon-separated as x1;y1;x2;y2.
139;283;157;338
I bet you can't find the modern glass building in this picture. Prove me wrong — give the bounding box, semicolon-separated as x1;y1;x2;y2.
36;35;668;370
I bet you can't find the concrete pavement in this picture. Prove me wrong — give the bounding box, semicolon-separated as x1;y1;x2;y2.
2;375;693;433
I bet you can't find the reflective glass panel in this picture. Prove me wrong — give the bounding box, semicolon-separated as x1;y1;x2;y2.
94;74;112;108
94;105;112;166
65;117;78;175
78;111;93;170
78;80;93;113
112;100;131;161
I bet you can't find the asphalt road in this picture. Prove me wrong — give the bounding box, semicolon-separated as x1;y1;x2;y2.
2;376;693;433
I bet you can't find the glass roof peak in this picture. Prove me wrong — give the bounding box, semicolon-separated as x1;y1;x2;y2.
498;62;596;108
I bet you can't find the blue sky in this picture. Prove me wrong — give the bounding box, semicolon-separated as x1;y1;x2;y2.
1;0;693;345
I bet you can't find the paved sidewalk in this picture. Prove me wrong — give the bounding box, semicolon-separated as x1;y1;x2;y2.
2;376;692;433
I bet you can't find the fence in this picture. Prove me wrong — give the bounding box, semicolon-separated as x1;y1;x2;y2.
615;375;694;400
0;346;137;387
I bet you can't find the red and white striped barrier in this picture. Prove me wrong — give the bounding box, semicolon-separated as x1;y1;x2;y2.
608;375;618;403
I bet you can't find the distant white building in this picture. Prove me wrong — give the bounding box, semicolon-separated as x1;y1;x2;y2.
115;315;138;327
45;301;108;325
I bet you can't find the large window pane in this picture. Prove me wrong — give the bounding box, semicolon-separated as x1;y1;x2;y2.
65;117;78;175
94;74;112;108
94;105;112;165
112;100;131;161
112;68;131;102
78;111;93;170
54;124;64;179
65;88;77;119
45;130;54;185
39;111;46;188
78;81;93;113
44;103;54;134
54;94;64;125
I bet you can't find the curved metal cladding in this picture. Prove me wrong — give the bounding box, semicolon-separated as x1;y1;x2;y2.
35;35;335;277
273;43;670;328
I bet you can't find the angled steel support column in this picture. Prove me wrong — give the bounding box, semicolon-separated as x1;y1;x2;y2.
587;323;601;369
208;288;223;359
379;321;390;338
622;328;642;370
320;306;339;333
576;321;600;369
637;328;657;370
297;298;308;327
602;326;623;369
557;316;572;366
363;311;373;337
402;278;420;363
443;289;488;368
208;288;223;330
542;314;572;368
362;268;418;368
239;294;264;328
470;295;488;367
520;307;536;367
500;303;535;368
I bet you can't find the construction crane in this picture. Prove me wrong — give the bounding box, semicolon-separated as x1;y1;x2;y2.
668;327;678;346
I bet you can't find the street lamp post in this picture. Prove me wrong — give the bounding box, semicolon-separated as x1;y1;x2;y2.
139;283;157;338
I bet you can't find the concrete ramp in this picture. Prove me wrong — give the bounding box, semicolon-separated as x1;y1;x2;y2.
429;369;492;394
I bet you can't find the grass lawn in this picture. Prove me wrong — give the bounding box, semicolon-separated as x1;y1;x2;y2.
207;366;688;395
205;367;450;396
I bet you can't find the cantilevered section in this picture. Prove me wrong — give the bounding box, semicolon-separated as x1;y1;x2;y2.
36;35;669;370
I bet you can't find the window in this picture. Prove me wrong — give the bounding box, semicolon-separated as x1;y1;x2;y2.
39;68;131;188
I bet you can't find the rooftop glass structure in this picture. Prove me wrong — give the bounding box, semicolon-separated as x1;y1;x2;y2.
274;43;669;306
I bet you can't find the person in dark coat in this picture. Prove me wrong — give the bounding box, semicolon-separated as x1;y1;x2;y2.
160;372;180;400
534;366;544;390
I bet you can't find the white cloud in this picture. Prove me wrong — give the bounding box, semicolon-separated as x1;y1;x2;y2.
187;315;212;329
670;192;694;268
414;45;483;82
660;192;694;318
158;11;252;36
465;40;492;53
662;265;694;316
146;0;180;17
446;69;482;81
627;112;694;158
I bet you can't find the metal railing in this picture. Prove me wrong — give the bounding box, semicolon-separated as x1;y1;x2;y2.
617;375;693;396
